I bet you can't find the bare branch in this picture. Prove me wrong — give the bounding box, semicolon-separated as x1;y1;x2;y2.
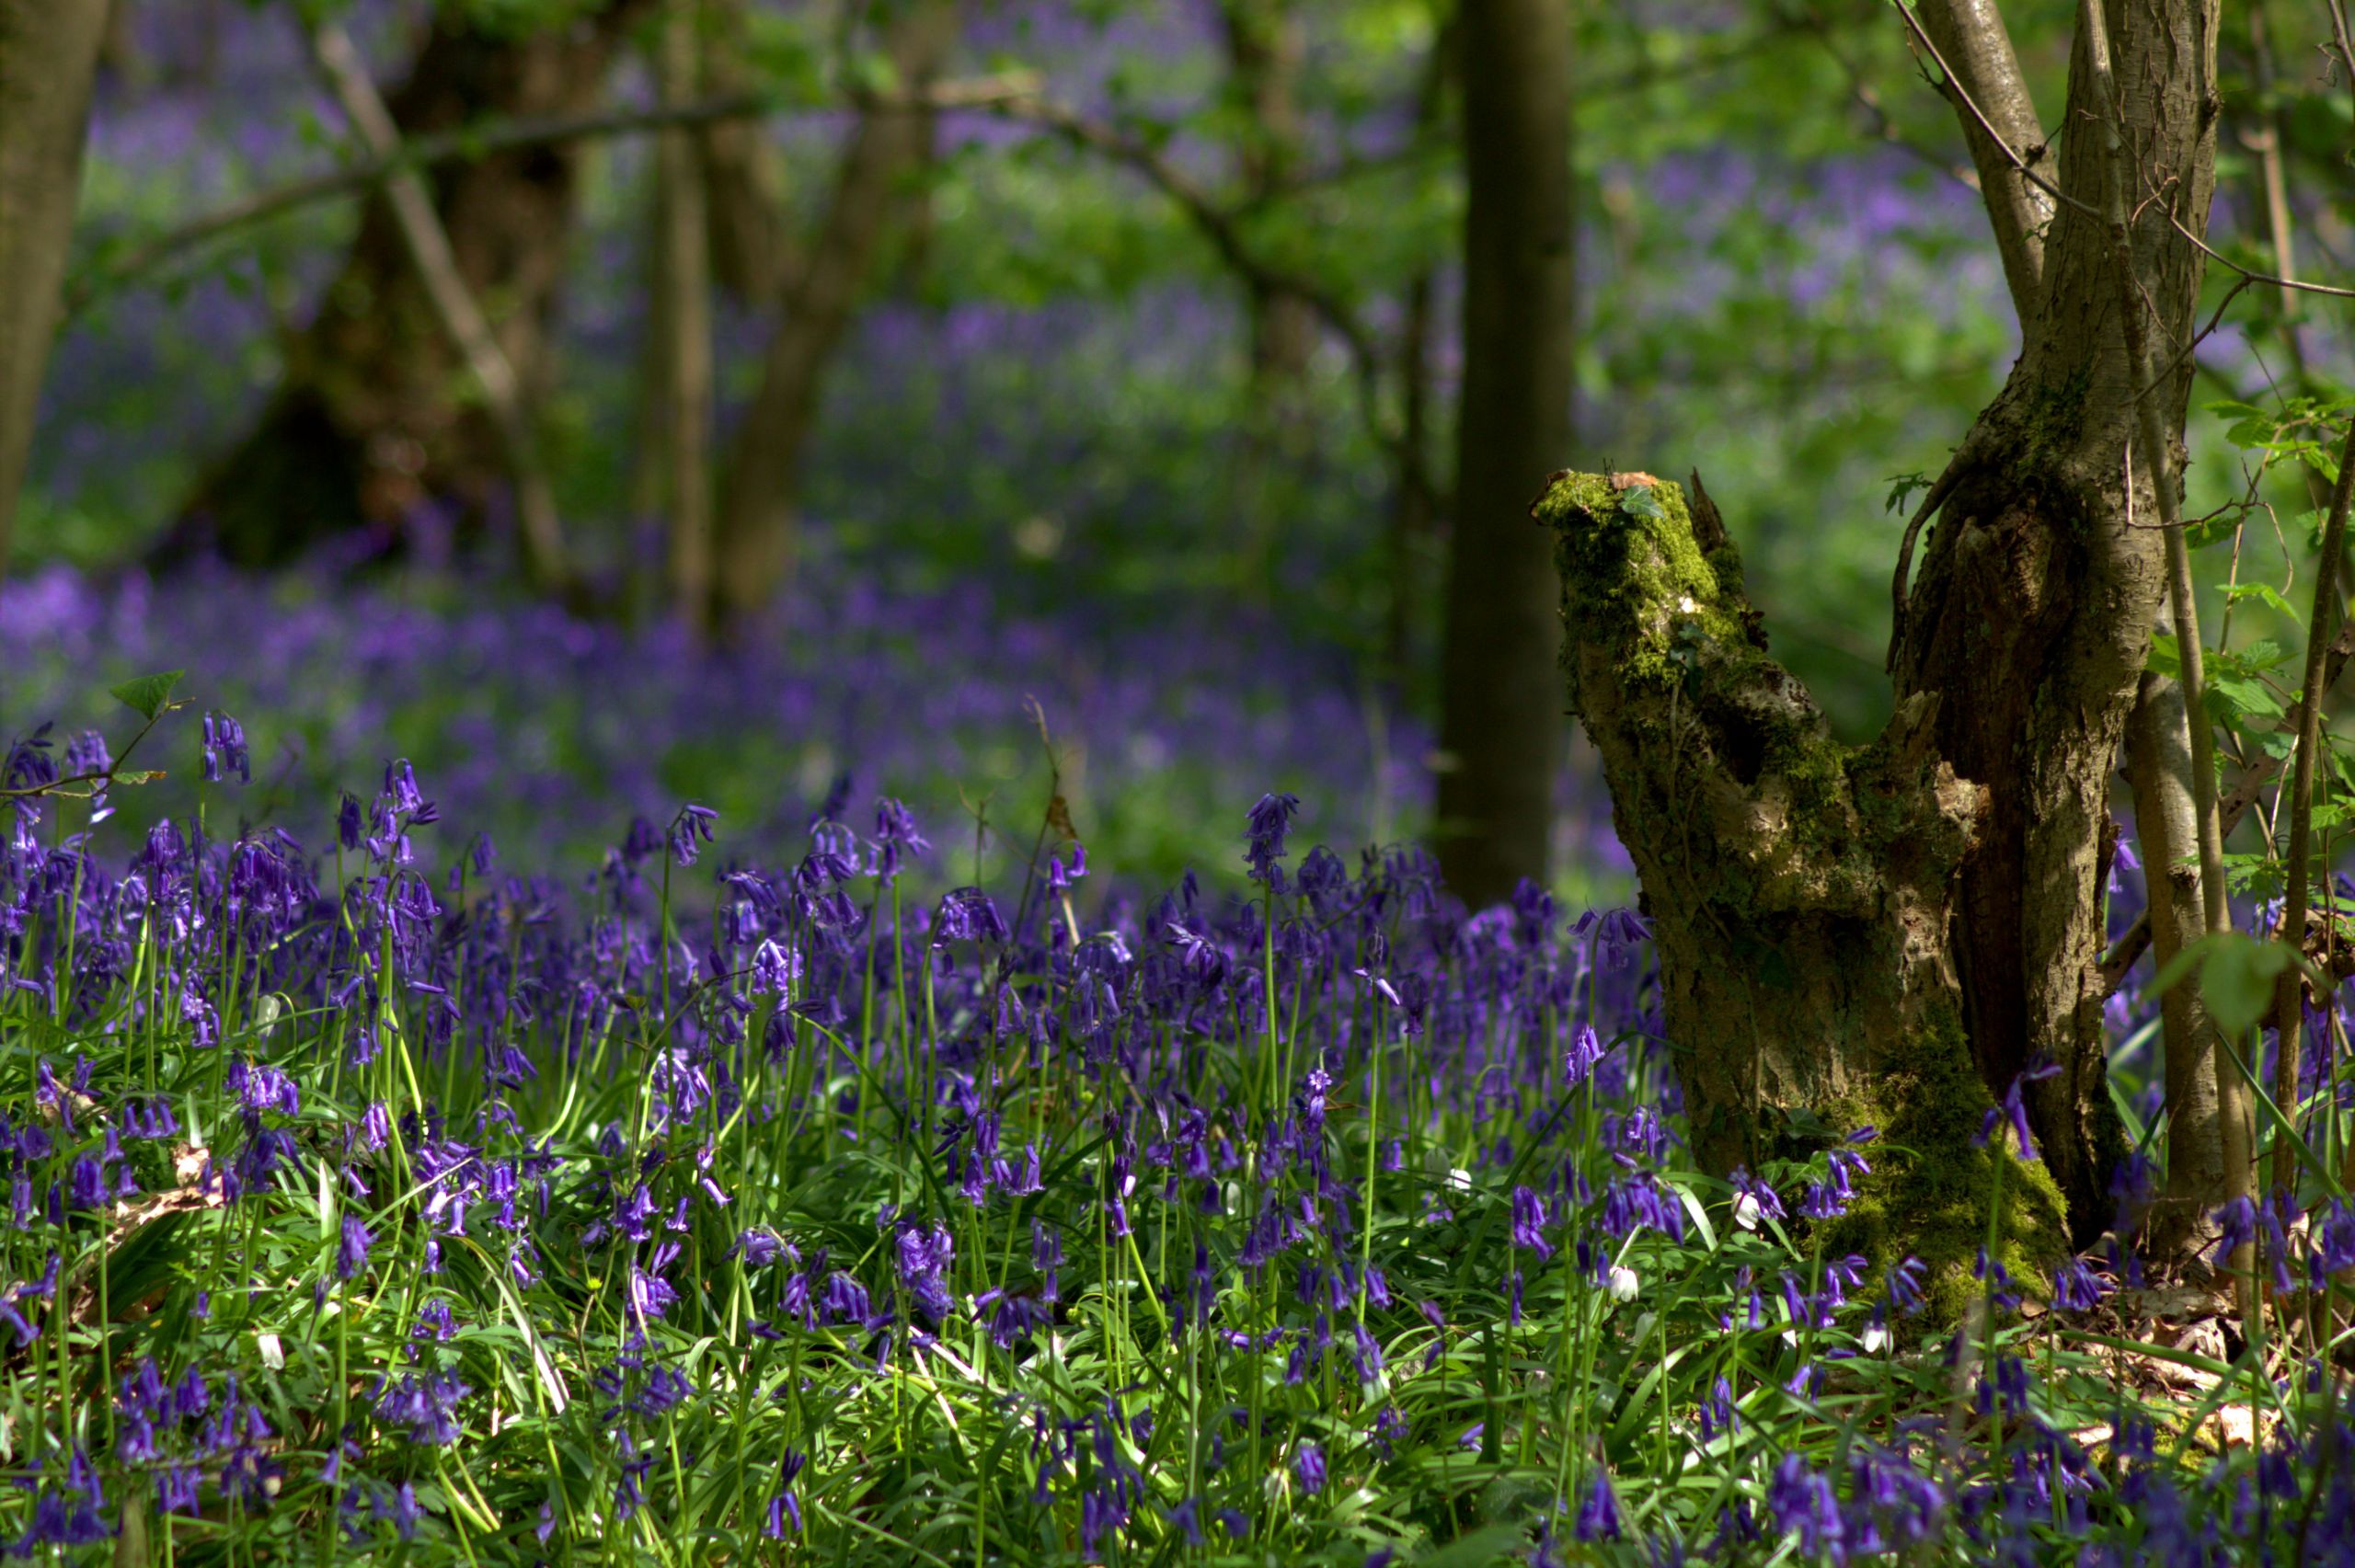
1908;0;2051;326
62;74;1040;317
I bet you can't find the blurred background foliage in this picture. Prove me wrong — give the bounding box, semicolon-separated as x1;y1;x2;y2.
9;0;2350;890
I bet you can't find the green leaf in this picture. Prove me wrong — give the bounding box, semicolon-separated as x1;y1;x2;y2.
2223;582;2297;619
1621;485;1666;522
108;670;183;722
2151;931;2318;1037
1884;470;1931;514
2209;675;2283;720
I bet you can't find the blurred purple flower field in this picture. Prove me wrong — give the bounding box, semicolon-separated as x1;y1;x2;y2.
0;559;1633;896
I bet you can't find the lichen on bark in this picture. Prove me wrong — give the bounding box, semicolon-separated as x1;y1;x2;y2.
1539;470;2068;1317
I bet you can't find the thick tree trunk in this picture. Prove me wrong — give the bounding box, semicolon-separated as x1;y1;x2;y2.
1433;0;1572;909
166;4;644;569
1551;0;2218;1276
0;0;111;576
1544;473;2065;1312
710;0;959;624
1889;0;2218;1242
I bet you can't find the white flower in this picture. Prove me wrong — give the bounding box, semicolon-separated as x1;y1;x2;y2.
1861;1322;1891;1354
1606;1265;1640;1303
1733;1193;1762;1231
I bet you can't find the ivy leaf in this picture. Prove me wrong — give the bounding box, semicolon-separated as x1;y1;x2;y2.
1621;485;1666;522
108;670;184;722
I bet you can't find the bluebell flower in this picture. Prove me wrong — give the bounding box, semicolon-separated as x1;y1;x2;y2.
1577;1471;1623;1540
336;1216;373;1280
1244;792;1302;886
669;804;718;867
2052;1255;2108;1313
201;711;250;784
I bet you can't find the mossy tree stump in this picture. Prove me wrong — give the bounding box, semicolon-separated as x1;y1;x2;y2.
1542;471;2066;1315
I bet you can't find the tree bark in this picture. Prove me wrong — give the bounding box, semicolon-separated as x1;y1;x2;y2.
697;0;792;301
1434;0;1573;909
1889;0;2218;1242
2123;637;2228;1251
1913;0;2051;329
1544;472;2063;1311
304;18;572;592
1551;0;2220;1274
0;0;110;576
655;0;716;629
711;0;959;625
166;3;646;570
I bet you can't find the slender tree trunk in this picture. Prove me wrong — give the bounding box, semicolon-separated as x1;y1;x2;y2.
1220;1;1315;392
711;0;959;625
1387;269;1436;679
1217;0;1315;594
1889;0;2218;1241
166;3;645;570
1550;0;2221;1283
656;0;716;629
1433;0;1573;909
699;0;791;301
2125;633;2229;1252
0;0;110;576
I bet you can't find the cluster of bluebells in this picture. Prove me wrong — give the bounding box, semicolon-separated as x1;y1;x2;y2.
0;714;2352;1563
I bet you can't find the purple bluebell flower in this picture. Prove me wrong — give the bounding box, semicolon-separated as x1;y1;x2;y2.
1244;792;1301;886
336;1217;373;1280
1577;1471;1623;1540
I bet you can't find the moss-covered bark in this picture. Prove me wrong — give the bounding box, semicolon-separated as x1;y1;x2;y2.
1540;472;2067;1310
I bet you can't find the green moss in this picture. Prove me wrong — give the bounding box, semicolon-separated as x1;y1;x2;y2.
1540;473;1747;692
1821;1014;2068;1327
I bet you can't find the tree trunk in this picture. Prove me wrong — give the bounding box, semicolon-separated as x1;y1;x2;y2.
698;0;791;302
1433;0;1573;909
2125;629;2230;1253
1549;0;2220;1279
166;3;645;569
1219;1;1315;391
1543;472;2063;1313
1218;0;1315;594
655;0;716;629
0;0;110;576
1888;0;2218;1242
710;0;959;625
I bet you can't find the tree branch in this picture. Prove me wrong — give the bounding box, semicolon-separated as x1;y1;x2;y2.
1907;0;2051;327
61;74;1040;318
